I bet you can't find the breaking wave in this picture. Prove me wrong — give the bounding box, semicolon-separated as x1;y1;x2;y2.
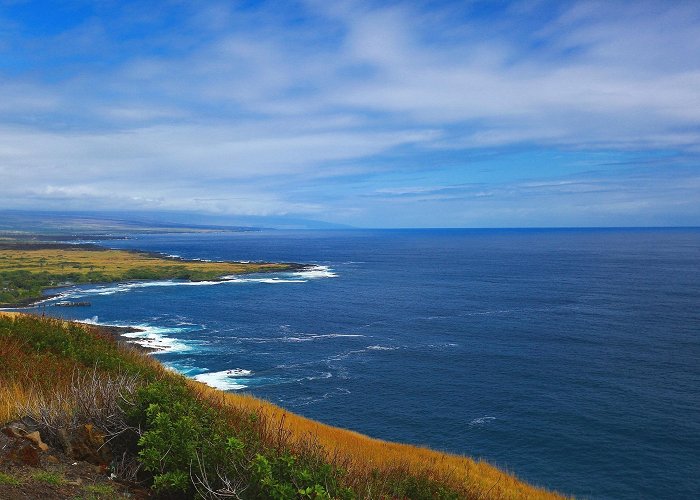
193;369;253;391
80;317;194;354
469;416;497;426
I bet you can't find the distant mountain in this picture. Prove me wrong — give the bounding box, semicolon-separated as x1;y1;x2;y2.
132;211;352;230
0;210;351;237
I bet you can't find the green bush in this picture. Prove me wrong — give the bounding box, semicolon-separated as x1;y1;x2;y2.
127;380;354;499
127;381;211;494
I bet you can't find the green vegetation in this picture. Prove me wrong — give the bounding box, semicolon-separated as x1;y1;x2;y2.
0;472;21;486
0;314;152;378
82;483;115;496
128;380;354;498
0;246;294;306
32;471;65;485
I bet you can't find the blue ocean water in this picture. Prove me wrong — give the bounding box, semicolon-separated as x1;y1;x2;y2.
33;228;700;499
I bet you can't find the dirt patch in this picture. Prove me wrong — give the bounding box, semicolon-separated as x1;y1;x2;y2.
0;424;148;499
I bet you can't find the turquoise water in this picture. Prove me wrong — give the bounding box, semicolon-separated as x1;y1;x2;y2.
35;228;700;498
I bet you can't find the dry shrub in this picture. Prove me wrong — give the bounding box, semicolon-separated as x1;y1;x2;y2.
18;366;140;446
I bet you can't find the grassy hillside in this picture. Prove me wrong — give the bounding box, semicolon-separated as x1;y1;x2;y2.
0;246;294;306
0;312;566;499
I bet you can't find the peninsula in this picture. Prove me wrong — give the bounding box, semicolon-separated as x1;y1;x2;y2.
0;242;298;307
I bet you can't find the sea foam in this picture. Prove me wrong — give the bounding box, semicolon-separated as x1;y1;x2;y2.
282;333;364;342
193;369;252;390
469;416;496;426
292;265;338;279
80;317;193;354
33;265;338;306
366;345;400;351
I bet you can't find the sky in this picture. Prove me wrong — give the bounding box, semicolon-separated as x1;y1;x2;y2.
0;0;699;228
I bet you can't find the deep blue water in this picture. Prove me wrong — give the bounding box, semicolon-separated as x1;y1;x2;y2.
30;228;700;499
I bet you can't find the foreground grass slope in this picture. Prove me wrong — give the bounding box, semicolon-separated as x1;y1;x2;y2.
0;246;293;306
0;312;565;499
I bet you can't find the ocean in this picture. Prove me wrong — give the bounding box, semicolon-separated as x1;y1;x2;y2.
33;228;700;499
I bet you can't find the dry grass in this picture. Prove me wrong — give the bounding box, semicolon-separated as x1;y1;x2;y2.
0;380;32;425
0;336;76;424
0;311;169;424
190;384;565;499
18;368;141;445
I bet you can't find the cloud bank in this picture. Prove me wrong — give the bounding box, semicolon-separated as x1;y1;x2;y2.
0;0;699;226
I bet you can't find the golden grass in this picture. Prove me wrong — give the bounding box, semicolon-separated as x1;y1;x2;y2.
190;383;566;499
0;336;79;424
0;380;31;425
0;311;169;424
0;247;290;278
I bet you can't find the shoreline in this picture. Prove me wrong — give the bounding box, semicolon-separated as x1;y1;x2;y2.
84;323;158;353
0;261;313;310
0;293;63;309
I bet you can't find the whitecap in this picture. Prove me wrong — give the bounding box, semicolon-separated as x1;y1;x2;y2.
327;349;369;361
120;327;192;353
423;342;459;350
79;318;194;354
366;345;400;351
53;279;233;300
469;416;496;426
38;264;336;304
9;290;75;308
163;361;208;377
218;276;306;284
304;372;332;381
193;369;252;391
282;333;364;342
292;265;338;279
249;278;306;284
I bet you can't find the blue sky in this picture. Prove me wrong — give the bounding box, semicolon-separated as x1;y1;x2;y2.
1;0;699;227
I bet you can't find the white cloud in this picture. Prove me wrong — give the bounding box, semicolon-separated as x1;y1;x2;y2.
0;0;698;224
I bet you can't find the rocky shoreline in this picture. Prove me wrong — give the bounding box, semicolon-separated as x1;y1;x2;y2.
0;262;311;310
81;323;158;353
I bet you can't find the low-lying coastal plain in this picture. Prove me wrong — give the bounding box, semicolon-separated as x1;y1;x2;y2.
0;242;296;307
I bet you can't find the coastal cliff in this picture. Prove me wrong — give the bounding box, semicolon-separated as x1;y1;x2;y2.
0;312;565;499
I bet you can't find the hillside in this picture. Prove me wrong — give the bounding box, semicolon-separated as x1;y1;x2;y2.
0;312;565;499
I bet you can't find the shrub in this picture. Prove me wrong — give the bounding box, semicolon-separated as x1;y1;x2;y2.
126;380;354;498
127;381;211;494
20;367;139;450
